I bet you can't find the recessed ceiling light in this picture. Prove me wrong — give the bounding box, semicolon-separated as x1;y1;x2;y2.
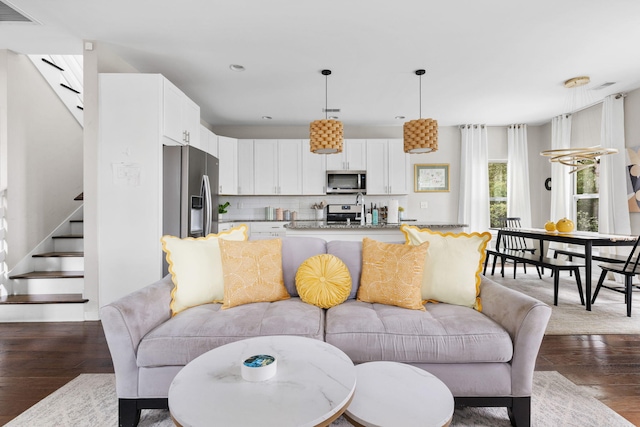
261;116;272;120
395;115;406;120
229;64;245;72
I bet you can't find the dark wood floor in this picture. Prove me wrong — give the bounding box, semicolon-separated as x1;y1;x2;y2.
0;322;639;426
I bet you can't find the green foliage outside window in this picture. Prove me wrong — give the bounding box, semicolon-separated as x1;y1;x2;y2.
489;163;507;228
575;162;599;232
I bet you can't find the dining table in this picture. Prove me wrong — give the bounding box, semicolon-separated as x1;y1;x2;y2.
495;227;638;311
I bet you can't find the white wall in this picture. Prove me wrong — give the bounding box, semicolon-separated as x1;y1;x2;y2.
1;50;83;270
83;41;139;318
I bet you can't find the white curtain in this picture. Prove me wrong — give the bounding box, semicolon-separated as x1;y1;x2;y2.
458;124;490;232
507;124;532;228
599;94;631;236
550;115;572;221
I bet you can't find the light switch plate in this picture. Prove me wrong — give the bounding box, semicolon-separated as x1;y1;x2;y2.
420;202;428;209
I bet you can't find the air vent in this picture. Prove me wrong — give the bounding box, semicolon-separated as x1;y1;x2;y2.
593;82;616;90
323;108;341;113
0;1;32;22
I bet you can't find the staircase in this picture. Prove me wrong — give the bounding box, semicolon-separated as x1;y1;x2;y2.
28;54;83;126
0;194;87;322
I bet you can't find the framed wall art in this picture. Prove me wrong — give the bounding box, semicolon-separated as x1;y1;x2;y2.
414;163;450;192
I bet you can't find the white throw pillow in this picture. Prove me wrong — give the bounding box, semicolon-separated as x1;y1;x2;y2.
161;224;249;315
400;225;491;310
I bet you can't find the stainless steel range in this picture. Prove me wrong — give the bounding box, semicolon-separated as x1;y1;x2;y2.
326;204;360;222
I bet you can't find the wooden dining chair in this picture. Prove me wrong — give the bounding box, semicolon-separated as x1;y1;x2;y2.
486;217;540;278
591;237;640;317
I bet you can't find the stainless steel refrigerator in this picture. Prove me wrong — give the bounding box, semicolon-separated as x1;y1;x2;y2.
163;145;219;274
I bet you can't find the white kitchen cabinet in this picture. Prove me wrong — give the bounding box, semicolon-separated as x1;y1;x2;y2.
162;78;200;146
198;125;218;156
218;136;238;195
278;140;303;194
250;221;288;239
301;139;326;195
387;139;410;194
366;139;409;195
325;139;367;171
237;139;254;195
253;140;303;195
254;140;278;195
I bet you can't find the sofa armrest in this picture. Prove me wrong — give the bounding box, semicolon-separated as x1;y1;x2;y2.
100;275;173;398
479;276;551;397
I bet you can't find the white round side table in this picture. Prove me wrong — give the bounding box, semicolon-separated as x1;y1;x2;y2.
344;361;454;427
168;335;356;427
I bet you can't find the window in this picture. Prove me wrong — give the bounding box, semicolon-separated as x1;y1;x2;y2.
574;161;599;232
489;162;507;228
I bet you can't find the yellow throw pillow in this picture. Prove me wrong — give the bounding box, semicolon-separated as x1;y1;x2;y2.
400;224;491;310
295;254;352;309
357;237;429;311
219;238;290;309
161;224;249;316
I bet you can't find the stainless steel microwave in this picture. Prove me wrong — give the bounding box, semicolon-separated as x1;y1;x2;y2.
326;171;366;194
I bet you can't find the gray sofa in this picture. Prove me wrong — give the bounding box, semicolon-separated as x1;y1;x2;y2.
101;237;551;427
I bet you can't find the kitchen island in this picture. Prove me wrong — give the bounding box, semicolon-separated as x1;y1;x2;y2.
285;221;468;242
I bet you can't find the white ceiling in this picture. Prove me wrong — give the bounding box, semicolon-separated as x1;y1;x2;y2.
2;0;640;127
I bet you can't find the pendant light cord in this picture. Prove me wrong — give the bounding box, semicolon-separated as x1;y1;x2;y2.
325;73;328;120
419;73;422;119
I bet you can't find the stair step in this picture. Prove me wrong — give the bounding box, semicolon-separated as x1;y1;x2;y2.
9;271;84;279
32;252;84;258
74;193;83;201
52;234;83;239
0;294;88;304
70;220;83;223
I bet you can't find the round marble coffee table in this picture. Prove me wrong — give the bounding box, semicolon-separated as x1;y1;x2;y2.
168;335;356;427
344;361;454;427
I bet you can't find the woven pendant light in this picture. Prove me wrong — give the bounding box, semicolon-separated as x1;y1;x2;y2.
310;70;343;154
404;69;438;153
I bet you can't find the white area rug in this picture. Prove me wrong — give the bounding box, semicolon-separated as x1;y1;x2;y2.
6;372;633;427
486;270;640;335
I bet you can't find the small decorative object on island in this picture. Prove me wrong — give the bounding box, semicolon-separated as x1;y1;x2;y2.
544;221;556;232
555;217;575;233
398;206;405;221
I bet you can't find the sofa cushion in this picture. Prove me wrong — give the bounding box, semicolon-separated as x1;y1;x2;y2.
295;254;352;308
161;224;249;316
137;298;324;367
325;299;513;364
281;237;328;296
357;238;429;311
401;225;491;310
326;240;363;299
219;238;290;309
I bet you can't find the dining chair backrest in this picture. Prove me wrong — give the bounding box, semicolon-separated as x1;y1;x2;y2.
501;217;531;251
621;236;640;274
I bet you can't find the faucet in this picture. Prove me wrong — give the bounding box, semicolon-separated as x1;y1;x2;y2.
355;192;365;225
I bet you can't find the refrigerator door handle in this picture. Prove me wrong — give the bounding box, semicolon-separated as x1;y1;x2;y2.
202;175;212;236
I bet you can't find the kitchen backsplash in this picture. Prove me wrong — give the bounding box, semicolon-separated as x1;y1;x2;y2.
220;195;410;221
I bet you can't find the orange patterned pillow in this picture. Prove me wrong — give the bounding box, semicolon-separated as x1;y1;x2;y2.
218;238;290;309
357;237;429;311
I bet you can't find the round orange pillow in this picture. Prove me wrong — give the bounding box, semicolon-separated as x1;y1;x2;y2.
295;254;352;309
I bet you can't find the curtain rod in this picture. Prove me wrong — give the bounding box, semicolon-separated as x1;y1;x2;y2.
566;92;626;116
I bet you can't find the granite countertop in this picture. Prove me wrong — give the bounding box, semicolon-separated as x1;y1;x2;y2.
285;221;468;230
